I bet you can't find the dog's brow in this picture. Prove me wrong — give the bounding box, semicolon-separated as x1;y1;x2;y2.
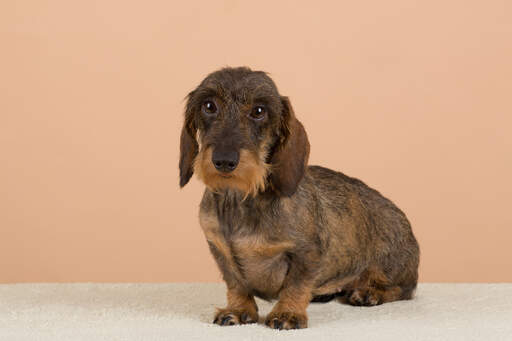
250;84;275;99
195;87;220;100
253;96;273;105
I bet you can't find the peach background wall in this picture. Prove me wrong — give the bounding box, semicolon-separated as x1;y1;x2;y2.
1;1;511;283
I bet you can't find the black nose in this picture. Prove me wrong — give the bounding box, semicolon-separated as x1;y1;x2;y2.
212;149;239;173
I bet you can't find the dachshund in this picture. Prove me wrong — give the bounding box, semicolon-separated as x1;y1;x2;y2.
179;66;420;330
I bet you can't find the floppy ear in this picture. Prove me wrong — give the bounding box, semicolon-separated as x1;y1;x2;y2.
179;94;199;187
270;96;310;196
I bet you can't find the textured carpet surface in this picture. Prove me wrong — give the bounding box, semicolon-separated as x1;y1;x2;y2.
0;283;511;340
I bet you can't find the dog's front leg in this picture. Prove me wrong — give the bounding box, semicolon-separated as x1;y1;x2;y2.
265;254;315;330
213;285;259;326
265;285;312;330
200;209;259;326
207;239;259;326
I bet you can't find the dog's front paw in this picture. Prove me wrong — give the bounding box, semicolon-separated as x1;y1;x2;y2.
213;308;258;326
265;311;307;330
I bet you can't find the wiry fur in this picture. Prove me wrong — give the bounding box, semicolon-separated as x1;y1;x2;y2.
179;67;420;330
195;148;269;198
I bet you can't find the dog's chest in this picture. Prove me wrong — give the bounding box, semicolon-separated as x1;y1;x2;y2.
230;234;291;295
200;211;290;297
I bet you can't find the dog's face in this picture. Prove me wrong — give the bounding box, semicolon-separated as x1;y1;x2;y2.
179;67;310;197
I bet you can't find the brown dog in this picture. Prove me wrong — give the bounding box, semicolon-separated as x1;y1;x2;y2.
179;67;419;330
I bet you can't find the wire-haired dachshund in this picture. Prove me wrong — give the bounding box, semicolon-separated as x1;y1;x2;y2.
179;66;419;330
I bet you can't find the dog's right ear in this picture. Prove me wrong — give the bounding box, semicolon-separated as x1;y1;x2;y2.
179;91;198;187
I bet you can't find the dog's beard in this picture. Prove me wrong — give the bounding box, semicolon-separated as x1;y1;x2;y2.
194;148;269;198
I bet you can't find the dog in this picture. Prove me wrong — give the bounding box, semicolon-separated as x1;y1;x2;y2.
179;67;419;330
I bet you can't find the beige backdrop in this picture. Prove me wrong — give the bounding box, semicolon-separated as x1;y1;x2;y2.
1;1;511;283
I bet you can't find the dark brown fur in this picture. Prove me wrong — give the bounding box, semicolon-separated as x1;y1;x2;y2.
179;67;420;330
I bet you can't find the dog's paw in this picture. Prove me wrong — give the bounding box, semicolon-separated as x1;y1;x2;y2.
345;288;382;306
213;308;258;326
265;311;307;330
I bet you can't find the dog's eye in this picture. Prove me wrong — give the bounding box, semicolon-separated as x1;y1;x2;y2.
249;106;266;121
202;101;217;115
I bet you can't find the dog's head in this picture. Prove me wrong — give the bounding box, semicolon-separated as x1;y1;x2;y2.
179;67;309;197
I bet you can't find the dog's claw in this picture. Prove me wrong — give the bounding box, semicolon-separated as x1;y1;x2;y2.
220;315;232;325
275;319;284;329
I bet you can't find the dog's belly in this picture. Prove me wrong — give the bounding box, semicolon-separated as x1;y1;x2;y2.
231;238;292;299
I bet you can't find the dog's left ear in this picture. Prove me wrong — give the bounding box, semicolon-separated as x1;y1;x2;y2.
270;96;310;196
179;92;199;187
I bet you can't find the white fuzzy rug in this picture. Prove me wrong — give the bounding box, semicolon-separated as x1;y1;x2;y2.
1;283;511;341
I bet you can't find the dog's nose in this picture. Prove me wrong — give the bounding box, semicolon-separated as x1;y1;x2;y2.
212;149;239;173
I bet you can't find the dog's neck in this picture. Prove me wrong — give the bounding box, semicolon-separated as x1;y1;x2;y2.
209;187;270;206
207;187;281;216
206;187;281;236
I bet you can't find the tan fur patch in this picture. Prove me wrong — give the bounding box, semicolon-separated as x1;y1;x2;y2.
265;284;312;329
276;285;313;313
234;236;294;258
226;289;258;313
194;147;269;198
